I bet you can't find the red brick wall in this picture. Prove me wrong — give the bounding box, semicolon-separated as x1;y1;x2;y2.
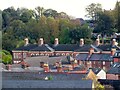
105;62;111;70
114;58;120;63
107;74;119;80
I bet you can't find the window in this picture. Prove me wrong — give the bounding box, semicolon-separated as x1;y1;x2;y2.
103;66;106;70
62;53;65;56
23;53;26;58
13;53;16;59
56;53;60;56
15;53;19;59
98;61;101;64
66;53;70;56
103;61;105;65
89;61;91;64
110;62;113;65
18;53;22;58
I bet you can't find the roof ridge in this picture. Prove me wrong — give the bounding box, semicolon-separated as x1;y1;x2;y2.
91;44;102;52
45;44;55;51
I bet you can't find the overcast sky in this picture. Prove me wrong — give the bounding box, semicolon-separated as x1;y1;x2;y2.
0;0;118;19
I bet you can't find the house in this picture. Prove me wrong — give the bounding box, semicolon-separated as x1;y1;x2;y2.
87;68;106;79
113;50;120;63
75;49;113;71
12;38;120;64
107;62;120;80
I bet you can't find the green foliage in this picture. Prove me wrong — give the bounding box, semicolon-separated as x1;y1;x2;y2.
95;82;105;90
85;38;93;44
69;24;93;43
2;2;119;51
94;12;114;35
85;3;102;20
1;50;12;64
48;75;53;80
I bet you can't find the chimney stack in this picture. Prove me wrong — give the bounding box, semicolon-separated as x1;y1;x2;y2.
24;38;29;46
95;39;100;46
38;38;44;46
54;38;59;45
43;64;50;72
112;39;118;46
89;48;94;55
111;49;116;56
80;38;84;46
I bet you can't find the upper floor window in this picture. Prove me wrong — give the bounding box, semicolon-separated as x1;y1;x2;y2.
23;53;26;58
103;61;105;65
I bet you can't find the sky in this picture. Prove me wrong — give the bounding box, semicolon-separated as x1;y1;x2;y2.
0;0;118;19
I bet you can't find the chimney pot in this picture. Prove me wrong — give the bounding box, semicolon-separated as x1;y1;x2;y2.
24;38;29;46
89;48;94;55
111;49;116;56
80;38;84;46
112;39;117;46
38;38;44;46
95;39;100;46
54;38;59;45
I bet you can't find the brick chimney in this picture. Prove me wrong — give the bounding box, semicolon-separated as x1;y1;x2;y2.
43;64;50;72
6;64;12;71
111;49;116;56
40;62;44;68
89;48;94;55
57;66;63;72
71;60;78;69
95;39;100;46
24;38;29;46
112;39;118;46
54;38;59;45
80;38;84;46
38;38;44;46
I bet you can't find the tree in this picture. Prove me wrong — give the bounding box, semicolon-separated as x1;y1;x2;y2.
46;17;59;42
2;7;19;28
94;11;114;35
19;8;33;23
114;1;120;33
1;50;12;64
43;9;58;18
85;3;102;21
35;6;44;19
38;16;50;43
69;24;93;44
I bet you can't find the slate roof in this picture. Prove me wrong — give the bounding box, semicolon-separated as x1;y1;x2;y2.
31;44;51;51
3;80;93;88
97;45;120;51
14;44;38;51
24;56;69;67
51;44;79;51
113;51;120;58
74;45;101;52
87;68;102;74
13;43;120;52
75;53;89;60
89;53;113;61
107;62;120;74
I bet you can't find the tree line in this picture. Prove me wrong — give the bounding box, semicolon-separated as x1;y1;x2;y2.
1;1;120;52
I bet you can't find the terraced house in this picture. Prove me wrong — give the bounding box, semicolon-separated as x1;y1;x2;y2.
12;38;120;66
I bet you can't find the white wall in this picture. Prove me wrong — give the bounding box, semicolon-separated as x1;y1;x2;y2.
97;70;106;79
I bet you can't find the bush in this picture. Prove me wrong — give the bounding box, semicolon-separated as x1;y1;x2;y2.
1;50;12;64
48;75;53;80
85;39;93;44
